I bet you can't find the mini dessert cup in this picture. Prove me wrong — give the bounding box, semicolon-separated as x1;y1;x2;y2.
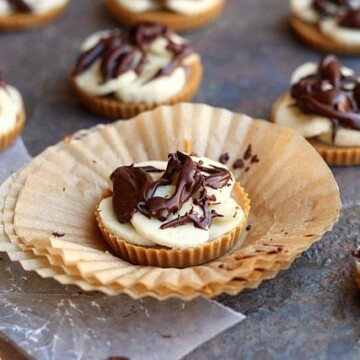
0;2;69;31
71;23;203;119
105;0;226;32
272;55;360;166
0;103;340;300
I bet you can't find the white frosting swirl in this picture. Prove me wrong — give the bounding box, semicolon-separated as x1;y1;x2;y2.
274;61;360;147
115;0;219;14
0;0;68;16
98;158;244;250
74;30;199;105
0;84;23;135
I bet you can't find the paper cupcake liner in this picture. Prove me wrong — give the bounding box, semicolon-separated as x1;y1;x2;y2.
0;3;68;31
71;59;203;119
291;15;360;55
272;93;360;166
5;103;340;300
105;0;226;32
96;183;251;268
0;106;26;152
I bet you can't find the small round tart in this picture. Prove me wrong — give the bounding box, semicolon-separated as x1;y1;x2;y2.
290;0;360;54
104;0;226;32
71;22;203;119
0;74;26;152
0;0;69;31
272;55;360;166
95;153;251;268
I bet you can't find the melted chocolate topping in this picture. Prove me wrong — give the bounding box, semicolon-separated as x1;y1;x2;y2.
110;152;231;230
339;9;360;28
73;22;194;82
291;54;360;140
6;0;32;12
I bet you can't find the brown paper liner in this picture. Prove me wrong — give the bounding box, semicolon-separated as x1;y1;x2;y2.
0;3;68;31
105;0;226;32
0;105;26;152
71;58;203;119
272;93;360;166
0;104;341;300
96;183;251;268
291;15;360;55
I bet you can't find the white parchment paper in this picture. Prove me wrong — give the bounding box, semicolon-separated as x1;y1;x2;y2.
0;139;245;360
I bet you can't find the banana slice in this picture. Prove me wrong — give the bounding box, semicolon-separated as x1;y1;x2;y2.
211;198;243;223
318;127;360;147
274;93;332;138
209;215;243;241
98;197;156;247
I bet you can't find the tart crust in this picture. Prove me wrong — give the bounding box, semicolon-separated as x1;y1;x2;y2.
71;57;203;120
271;93;360;166
96;182;251;268
0;3;68;31
291;15;360;55
105;0;226;32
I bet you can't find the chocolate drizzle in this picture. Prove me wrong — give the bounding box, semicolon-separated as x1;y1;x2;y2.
110;152;231;230
5;0;32;13
291;54;360;140
73;22;194;82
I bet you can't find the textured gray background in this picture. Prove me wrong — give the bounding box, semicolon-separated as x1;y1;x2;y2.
1;0;360;359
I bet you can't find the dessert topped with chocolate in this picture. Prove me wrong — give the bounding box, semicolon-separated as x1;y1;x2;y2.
291;0;360;52
71;22;202;118
97;152;245;251
272;54;360;148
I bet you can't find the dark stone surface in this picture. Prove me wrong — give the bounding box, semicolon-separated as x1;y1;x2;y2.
1;0;360;359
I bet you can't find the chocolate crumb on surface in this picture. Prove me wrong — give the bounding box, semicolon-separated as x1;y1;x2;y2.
246;224;252;231
219;152;230;164
107;357;130;360
159;334;173;339
233;159;244;169
251;154;260;163
245;167;250;172
52;232;65;238
244;144;252;160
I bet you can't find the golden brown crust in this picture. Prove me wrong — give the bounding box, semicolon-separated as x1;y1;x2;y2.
0;3;68;31
291;15;360;55
104;0;226;32
71;57;203;120
96;182;251;268
0;105;26;152
271;92;360;166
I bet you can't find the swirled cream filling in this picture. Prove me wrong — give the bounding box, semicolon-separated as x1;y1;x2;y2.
0;0;68;16
115;0;219;14
274;61;360;147
98;158;244;250
74;30;199;105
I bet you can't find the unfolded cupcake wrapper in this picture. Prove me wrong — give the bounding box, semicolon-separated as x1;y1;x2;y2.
0;3;68;31
0;103;341;300
272;93;360;166
0;106;26;152
95;183;251;268
291;15;360;55
71;59;203;119
105;0;226;32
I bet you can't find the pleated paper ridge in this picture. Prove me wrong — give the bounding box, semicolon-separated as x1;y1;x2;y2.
1;103;341;300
